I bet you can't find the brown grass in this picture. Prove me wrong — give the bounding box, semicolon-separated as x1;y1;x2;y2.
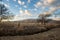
0;21;60;40
0;21;60;36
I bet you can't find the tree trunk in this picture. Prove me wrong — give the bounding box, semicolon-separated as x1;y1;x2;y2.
42;17;45;25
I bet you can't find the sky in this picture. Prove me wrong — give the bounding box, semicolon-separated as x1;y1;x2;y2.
1;0;60;21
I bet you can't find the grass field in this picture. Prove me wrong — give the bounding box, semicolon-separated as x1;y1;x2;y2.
0;20;60;40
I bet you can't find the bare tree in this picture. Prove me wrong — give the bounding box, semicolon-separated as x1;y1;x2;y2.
0;2;14;22
38;12;51;25
2;12;14;21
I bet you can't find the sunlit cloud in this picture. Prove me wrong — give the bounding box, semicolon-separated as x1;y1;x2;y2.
19;10;32;16
12;10;32;21
18;0;21;5
19;10;23;13
34;2;42;8
24;10;32;16
40;7;59;16
35;0;60;15
43;0;60;7
43;0;55;6
47;0;55;4
52;17;60;21
18;0;25;5
35;0;60;7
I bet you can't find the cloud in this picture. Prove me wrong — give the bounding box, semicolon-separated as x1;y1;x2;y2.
18;0;21;4
39;6;60;17
52;17;60;20
48;6;60;14
43;0;55;6
49;0;60;6
35;0;60;7
28;0;30;3
35;0;60;15
43;0;60;7
34;2;42;8
12;10;32;21
22;2;25;5
18;0;25;5
19;10;32;16
34;0;60;20
19;10;23;13
19;10;25;16
23;5;27;8
42;7;58;15
44;0;60;15
24;10;32;16
49;7;57;13
4;4;10;7
46;0;54;3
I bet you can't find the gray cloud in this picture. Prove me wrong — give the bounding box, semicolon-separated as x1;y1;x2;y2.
50;0;60;7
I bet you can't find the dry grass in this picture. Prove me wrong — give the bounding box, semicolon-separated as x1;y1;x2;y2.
0;21;60;40
0;28;60;40
0;21;60;36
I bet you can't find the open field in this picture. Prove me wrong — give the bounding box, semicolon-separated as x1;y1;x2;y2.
0;28;60;40
0;20;60;40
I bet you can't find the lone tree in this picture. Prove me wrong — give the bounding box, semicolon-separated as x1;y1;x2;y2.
0;2;14;22
38;12;51;24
